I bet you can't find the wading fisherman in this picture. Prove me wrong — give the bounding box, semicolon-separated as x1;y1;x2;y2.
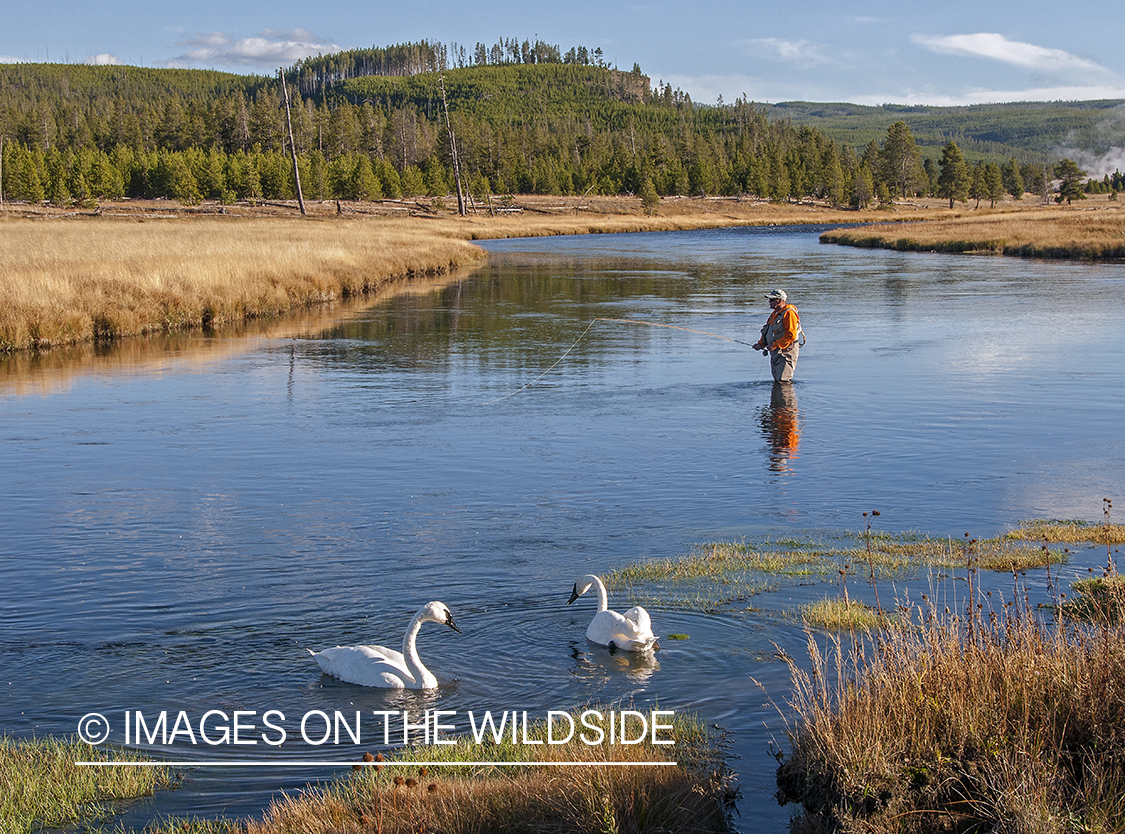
752;289;802;383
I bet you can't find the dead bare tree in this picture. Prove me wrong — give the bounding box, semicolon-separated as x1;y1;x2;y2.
439;74;466;216
279;69;307;216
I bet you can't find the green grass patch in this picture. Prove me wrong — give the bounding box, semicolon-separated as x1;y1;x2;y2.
0;735;176;834
799;596;881;632
603;533;1066;613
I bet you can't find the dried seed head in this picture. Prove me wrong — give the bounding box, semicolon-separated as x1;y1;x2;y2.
394;775;405;786
428;783;438;793
406;778;418;788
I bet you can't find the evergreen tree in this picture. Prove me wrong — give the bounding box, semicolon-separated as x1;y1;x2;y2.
937;142;969;208
400;164;425;197
922;158;938;197
969;162;986;208
984;162;1004;207
880;121;926;198
852;163;874;209
1002;157;1024;199
640;176;660;214
875;180;892;209
1020;163;1046;200
1054;158;1086;204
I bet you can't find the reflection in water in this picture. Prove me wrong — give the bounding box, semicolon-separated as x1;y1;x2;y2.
0;272;476;399
568;640;661;684
758;383;801;473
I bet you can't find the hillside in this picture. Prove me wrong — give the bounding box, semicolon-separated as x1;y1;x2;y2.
0;41;1121;208
764;99;1125;164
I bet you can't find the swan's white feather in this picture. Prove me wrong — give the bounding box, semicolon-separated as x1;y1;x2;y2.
310;601;459;689
568;574;658;652
311;644;418;688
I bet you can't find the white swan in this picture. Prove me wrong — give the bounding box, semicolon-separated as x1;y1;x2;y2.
310;601;460;689
567;574;658;652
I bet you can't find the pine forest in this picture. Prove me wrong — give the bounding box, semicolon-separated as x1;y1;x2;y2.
1;38;1122;209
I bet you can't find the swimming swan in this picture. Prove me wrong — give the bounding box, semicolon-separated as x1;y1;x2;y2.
567;574;658;652
310;601;460;689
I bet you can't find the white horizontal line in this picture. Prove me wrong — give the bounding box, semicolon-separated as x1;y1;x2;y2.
76;760;678;768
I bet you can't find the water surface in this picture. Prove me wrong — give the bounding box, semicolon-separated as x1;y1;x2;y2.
1;226;1122;829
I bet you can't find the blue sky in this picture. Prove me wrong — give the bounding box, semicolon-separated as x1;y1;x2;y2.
2;0;1124;107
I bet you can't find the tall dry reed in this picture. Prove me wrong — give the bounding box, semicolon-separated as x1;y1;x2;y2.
775;595;1125;833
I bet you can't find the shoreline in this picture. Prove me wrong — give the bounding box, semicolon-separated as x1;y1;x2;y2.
820;199;1125;261
2;194;1122;356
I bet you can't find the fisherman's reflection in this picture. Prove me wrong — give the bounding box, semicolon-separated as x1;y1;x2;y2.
758;382;800;473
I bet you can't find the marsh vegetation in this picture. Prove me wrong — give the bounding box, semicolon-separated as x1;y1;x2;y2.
775;593;1125;833
0;735;175;834
820;201;1125;260
121;712;733;834
0;195;949;354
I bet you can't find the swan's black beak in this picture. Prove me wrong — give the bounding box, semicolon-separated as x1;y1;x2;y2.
567;585;580;605
445;613;462;634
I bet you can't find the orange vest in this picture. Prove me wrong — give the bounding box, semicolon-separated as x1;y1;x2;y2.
762;303;801;351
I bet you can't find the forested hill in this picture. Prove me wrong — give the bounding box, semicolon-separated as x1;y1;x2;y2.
764;99;1125;161
0;40;1121;208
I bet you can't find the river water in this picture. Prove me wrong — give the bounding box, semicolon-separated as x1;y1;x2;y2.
1;225;1123;830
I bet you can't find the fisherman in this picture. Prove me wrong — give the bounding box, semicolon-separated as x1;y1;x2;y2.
752;289;802;383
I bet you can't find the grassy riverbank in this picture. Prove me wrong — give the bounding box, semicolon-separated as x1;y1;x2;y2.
776;598;1125;834
0;713;732;834
0;736;175;834
820;199;1125;260
3;193;1123;354
0;194;954;354
771;517;1125;833
0;216;484;352
233;713;732;834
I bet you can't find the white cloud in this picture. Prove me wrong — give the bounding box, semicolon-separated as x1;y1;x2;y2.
170;28;339;70
0;55;24;64
86;53;121;65
912;33;1111;78
740;38;832;68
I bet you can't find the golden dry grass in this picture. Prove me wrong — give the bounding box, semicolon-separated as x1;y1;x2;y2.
137;712;733;834
1006;517;1125;544
0;216;483;351
0;194;966;354
821;202;1125;260
799;596;881;631
776;600;1125;833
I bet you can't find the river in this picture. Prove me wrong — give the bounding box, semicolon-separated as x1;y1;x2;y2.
1;225;1122;829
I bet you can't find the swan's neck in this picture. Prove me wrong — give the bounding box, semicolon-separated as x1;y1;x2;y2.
401;613;432;685
592;576;609;612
